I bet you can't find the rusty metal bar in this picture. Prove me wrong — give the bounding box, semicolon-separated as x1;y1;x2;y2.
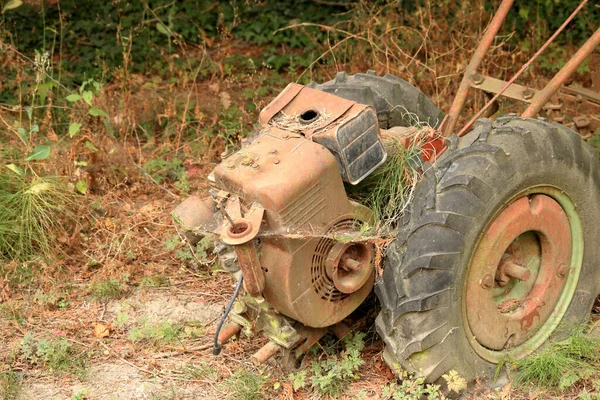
458;0;590;135
251;341;281;364
217;323;242;344
442;0;515;137
522;26;600;118
234;240;265;297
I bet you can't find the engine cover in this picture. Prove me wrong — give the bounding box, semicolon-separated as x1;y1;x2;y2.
213;126;375;328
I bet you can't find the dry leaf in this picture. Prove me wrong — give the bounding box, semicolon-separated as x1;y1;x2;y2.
208;82;220;93
47;130;59;142
93;323;111;338
220;92;232;109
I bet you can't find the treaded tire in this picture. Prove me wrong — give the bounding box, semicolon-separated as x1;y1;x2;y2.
308;71;444;129
375;116;600;382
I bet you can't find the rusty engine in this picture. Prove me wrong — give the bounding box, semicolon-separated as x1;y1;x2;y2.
173;83;403;363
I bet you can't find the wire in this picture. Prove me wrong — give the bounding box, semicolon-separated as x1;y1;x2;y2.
213;275;244;355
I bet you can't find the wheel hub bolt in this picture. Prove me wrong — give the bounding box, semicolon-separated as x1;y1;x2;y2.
480;274;494;289
557;264;568;278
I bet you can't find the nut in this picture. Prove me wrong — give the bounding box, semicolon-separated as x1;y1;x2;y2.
557;264;568;278
480;274;494;289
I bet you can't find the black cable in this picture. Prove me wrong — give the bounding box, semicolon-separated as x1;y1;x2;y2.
213;275;244;355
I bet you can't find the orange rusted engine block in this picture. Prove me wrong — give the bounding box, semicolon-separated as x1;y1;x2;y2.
175;84;387;328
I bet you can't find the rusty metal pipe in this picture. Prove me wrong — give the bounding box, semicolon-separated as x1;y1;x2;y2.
522;26;600;118
251;341;281;364
458;0;590;135
217;323;242;344
443;0;515;137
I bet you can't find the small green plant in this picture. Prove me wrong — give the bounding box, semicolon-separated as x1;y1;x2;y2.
183;360;218;381
513;324;600;391
165;234;214;267
20;333;88;378
309;332;366;397
71;388;88;400
288;370;307;392
220;368;265;400
90;278;125;302
381;377;447;400
143;157;189;193
128;321;183;345
0;369;22;400
114;311;130;330
0;172;74;261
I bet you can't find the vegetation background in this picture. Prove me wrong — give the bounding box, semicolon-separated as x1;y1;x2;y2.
0;0;599;399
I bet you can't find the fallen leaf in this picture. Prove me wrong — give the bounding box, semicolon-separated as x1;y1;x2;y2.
220;92;232;109
208;82;220;93
94;323;111;338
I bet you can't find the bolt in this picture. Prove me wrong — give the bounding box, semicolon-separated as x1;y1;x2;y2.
557;264;568;278
273;158;280;165
522;89;534;100
269;149;278;155
227;164;235;170
471;73;484;85
252;164;259;170
481;274;494;289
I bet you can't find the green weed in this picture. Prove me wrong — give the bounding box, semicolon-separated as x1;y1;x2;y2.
220;368;265;400
90;278;126;302
0;173;74;261
309;332;366;397
182;360;218;381
0;369;22;400
513;325;600;391
20;333;88;379
128;321;183;345
71;389;87;400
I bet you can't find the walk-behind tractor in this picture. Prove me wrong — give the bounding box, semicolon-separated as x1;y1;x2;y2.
173;0;600;384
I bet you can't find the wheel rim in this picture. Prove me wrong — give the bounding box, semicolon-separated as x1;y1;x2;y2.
464;186;584;362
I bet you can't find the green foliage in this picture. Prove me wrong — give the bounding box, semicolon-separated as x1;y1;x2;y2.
0;173;74;261
71;389;88;400
220;368;265;400
589;129;600;155
20;333;88;378
90;278;126;302
381;377;446;400
0;369;22;400
288;370;307;392
165;234;214;267
513;325;600;391
128;321;183;345
142;157;188;193
183;360;218;381
309;332;366;397
506;0;599;46
0;0;346;103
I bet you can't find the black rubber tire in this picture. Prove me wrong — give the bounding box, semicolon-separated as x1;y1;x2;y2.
375;116;600;382
307;71;444;129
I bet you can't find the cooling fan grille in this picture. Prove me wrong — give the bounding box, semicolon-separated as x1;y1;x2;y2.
310;219;362;302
